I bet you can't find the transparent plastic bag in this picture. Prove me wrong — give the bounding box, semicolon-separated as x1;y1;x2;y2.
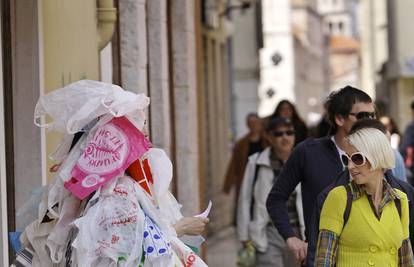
34;80;150;161
72;177;145;267
16;186;47;230
34;79;149;134
236;242;256;267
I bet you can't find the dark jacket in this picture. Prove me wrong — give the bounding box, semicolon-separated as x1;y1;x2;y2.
306;170;414;267
223;134;266;198
399;121;414;157
266;137;344;240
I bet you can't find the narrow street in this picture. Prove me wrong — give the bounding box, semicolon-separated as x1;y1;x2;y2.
207;227;239;267
1;0;413;265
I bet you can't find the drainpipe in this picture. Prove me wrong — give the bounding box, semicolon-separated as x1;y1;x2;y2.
97;0;117;50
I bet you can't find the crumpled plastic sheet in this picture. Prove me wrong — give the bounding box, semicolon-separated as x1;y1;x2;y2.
46;134;88;219
16;186;47;231
34;79;149;135
141;148;173;199
34;80;149;161
46;194;81;264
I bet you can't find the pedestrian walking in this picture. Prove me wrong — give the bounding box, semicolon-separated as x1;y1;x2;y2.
314;126;414;267
377;117;409;182
266;86;375;266
380;115;401;149
311;114;331;138
267;100;308;146
382;124;407;183
310;102;331;138
399;99;414;183
238;117;303;267
223;113;267;225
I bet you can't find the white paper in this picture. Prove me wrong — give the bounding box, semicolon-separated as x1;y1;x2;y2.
179;201;212;249
195;200;212;218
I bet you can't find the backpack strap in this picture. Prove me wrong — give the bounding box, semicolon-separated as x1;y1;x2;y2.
342;184;353;230
342;184;403;231
395;198;402;218
250;164;261;220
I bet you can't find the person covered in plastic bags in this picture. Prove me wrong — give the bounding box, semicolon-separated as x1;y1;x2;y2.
11;80;209;267
237;117;305;267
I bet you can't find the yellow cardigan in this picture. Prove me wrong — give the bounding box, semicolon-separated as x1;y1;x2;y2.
320;186;409;267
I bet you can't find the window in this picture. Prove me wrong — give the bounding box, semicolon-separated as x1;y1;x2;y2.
338;21;344;32
328;22;333;32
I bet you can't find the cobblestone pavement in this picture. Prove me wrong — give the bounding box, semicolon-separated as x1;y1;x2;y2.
206;226;239;267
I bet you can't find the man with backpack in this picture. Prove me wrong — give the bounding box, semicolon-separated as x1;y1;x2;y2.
266;86;375;265
308;118;414;266
238;117;303;267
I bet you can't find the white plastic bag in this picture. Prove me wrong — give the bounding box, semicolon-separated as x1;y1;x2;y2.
34;80;149;134
46;194;81;264
34;80;150;161
139;148;208;253
72;176;145;267
142;148;173;198
139;148;182;226
44;134;88;221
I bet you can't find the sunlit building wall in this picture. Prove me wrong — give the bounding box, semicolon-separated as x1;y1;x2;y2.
378;0;414;130
258;0;295;117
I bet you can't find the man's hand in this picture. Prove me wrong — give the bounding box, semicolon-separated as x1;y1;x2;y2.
173;217;210;237
241;240;249;248
286;236;308;264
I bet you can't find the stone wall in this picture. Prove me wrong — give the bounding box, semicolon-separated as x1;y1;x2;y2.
118;0;201;216
292;5;330;123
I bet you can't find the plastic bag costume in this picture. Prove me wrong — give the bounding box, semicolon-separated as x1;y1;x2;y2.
14;80;208;267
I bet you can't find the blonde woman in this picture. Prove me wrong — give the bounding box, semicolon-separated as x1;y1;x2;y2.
315;128;414;267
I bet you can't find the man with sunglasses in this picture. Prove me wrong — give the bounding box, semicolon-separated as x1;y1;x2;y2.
266;86;375;266
238;117;303;267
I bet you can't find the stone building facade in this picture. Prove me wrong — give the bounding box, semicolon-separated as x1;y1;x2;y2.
377;0;414;129
292;0;330;123
0;0;234;263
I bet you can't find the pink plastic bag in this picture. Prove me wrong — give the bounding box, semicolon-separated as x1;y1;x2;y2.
65;116;151;199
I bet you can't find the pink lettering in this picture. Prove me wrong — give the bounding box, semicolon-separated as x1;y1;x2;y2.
185;253;196;267
110;136;121;146
95;129;111;140
111;215;137;226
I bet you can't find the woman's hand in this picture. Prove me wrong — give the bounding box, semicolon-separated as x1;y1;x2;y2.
173;217;210;237
49;162;62;173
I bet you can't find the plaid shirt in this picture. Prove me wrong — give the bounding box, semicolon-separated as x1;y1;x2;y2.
270;153;301;235
315;180;414;267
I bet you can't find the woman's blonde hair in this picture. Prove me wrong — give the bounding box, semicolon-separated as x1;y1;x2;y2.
346;128;395;170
